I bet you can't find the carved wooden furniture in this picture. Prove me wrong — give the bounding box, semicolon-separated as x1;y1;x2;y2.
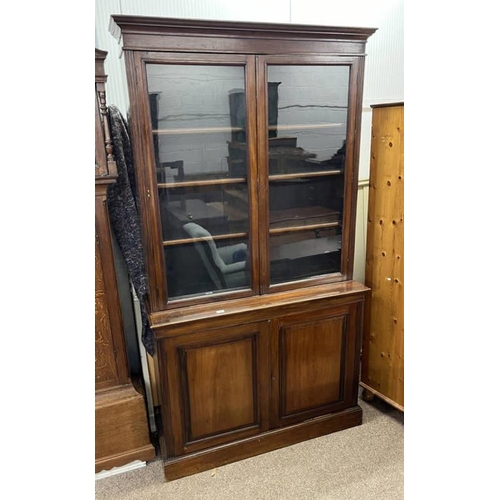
110;17;375;481
360;102;404;411
95;48;156;473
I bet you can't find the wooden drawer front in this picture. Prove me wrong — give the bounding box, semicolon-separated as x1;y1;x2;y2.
272;304;359;426
162;322;269;455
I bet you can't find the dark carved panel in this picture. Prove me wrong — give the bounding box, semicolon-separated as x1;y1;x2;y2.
95;238;119;385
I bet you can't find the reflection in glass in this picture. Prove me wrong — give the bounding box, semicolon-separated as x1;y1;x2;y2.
146;64;247;182
146;63;252;299
266;65;349;284
269;176;344;227
267;65;350;176
225;82;283;177
270;230;342;284
158;183;249;242
165;234;250;299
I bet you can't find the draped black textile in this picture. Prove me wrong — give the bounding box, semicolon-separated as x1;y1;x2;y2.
107;105;155;355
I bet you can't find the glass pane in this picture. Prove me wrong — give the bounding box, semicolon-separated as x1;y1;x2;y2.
267;65;349;284
270;229;342;284
269;176;344;229
146;64;248;182
158;183;249;241
267;65;349;175
165;236;250;299
146;63;252;300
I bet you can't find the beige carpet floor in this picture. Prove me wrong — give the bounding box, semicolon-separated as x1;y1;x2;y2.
95;393;404;500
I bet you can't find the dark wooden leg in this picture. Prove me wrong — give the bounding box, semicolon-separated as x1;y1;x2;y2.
362;388;375;402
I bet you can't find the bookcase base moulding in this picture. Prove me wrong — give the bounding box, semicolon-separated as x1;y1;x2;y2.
162;408;363;481
109;15;375;481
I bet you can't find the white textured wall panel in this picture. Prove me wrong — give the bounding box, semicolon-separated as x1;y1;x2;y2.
95;0;292;112
120;0;291;22
363;0;404;104
290;0;392;27
353;181;369;283
95;0;130;113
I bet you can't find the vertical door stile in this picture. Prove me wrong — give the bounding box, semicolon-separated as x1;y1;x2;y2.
256;56;270;294
342;58;362;280
245;55;261;296
131;51;168;311
143;53;257;306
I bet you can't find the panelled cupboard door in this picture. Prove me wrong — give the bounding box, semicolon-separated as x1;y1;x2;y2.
270;304;361;427
160;322;270;456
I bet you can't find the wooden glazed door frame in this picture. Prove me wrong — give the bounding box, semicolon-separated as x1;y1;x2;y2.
255;55;363;294
121;46;368;310
124;51;260;311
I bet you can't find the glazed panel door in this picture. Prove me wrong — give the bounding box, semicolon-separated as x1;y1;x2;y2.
127;52;260;310
256;56;362;293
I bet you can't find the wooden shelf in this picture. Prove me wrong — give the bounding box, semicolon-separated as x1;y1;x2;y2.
269;170;342;181
158;177;247;188
268;123;344;131
270;222;340;235
153;126;244;135
270;235;342;261
270;207;341;229
158;171;341;188
208;202;248;222
152;122;344;136
163;231;248;247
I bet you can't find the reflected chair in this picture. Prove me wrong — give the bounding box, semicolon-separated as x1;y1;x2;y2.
183;222;248;290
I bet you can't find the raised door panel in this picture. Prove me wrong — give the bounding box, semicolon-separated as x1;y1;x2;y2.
185;337;255;439
271;302;361;427
161;321;269;456
282;317;344;415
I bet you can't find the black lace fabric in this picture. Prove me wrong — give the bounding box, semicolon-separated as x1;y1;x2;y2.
107;105;155;355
